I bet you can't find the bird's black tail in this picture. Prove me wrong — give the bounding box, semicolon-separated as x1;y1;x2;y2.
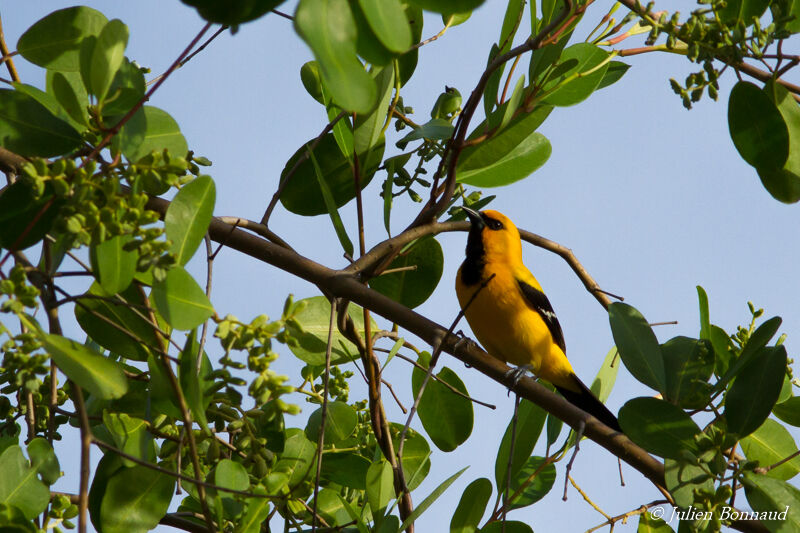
555;376;621;432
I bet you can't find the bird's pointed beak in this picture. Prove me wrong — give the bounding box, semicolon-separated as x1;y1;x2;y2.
461;207;485;229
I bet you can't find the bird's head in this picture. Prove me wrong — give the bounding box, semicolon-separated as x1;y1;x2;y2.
462;207;522;262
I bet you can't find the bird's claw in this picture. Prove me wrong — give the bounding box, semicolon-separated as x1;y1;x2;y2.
504;364;535;395
453;331;475;353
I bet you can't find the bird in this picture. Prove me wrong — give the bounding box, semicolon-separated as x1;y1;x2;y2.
455;207;621;432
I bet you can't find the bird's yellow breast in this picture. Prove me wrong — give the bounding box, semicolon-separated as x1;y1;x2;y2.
455;264;576;388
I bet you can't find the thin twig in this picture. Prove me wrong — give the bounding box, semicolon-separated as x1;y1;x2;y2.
569;475;612;520
72;385;92;533
0;14;20;82
146;25;228;87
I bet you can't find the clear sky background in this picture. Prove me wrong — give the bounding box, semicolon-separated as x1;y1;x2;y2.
5;1;800;531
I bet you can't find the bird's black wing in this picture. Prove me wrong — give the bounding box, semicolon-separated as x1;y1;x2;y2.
516;279;566;353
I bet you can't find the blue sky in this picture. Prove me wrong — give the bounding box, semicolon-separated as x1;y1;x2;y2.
6;1;800;531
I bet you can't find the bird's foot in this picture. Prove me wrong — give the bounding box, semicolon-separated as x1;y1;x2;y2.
504;364;536;393
453;331;476;352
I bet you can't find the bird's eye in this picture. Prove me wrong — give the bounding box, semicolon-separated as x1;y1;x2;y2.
486;218;504;230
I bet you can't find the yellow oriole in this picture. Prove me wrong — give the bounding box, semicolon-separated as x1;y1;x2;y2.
456;208;620;431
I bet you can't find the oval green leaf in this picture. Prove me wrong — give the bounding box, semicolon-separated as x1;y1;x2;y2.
279;133;384;216
215;459;249;491
664;457;713;509
451;477;492;533
273;428;317;486
542;43;610;107
165;176;217;265
294;0;377;113
495;399;546;488
181;0;285;25
41;333;129;400
405;0;486;14
48;70;90;128
662;336;714;409
742;473;800;532
366;460;394;513
358;0;412;53
618;397;701;459
99;463;175;533
507;456;556;509
151;266;214;331
728;81;789;172
411;355;473;452
0;446;50;519
0;89;82;157
75;282;161;361
305;401;358;444
285;296;377;366
758;80;800;203
320;452;370;489
89;19;129;102
90;235;137;294
390;424;430;490
480;521;533;533
369;237;443;309
774;396;800;427
457;132;550;187
0;181;62;251
741;418;800;480
608;302;666;393
725;345;787;438
117;106;188;162
17;6;108;71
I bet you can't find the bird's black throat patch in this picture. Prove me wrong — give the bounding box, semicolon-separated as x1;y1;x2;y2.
460;225;485;286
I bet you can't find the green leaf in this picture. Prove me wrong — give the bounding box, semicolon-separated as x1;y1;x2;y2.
358;0;412;52
0;446;50;519
27;438;60;485
715;316;781;392
495;399;546;488
314;488;350;526
774;396;800;427
499;76;526;133
507;456;556;509
597;61;631;90
75;282;161;361
398;466;467;532
90;235;137;294
88;19;129;102
308;146;354;256
725;345;787;438
354;66;394;155
48;70;90;127
320;452;371;489
758;80;800;203
542;43;609;107
178;330;213;428
366;460;394;513
637;512;675;532
662;336;714;409
0;181;62;251
181;0;286;25
165;176;217;265
101;58;147;117
697;286;710;340
369;237;443;309
397;4;423;86
404;0;486;14
285;296;377;366
498;0;525;55
397;118;455;147
718;0;769;25
590;346;620;403
480;521;533;533
117;106;188;162
608;302;666;393
709;324;735;378
102;411;151;468
151;266;214;331
273;428;317;486
0;89;82;157
17;6;108;71
0;503;37;532
741;418;800;480
728;81;789;172
279;133;384;216
305;401;358;444
294;0;377;113
351;0;396;66
391;424;431;490
235;487;271;533
411;352;473;452
664;457;713;508
450;477;492;533
458;105;553;187
742;473;800;532
99;463;175;533
215;459;249;491
41;333;128;399
618;397;701;459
